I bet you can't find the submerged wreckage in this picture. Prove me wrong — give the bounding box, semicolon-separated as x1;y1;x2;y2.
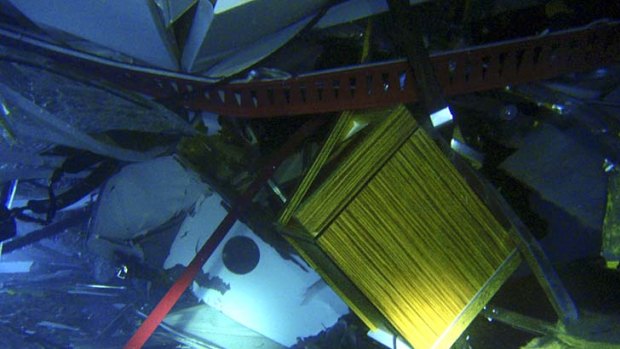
0;1;620;348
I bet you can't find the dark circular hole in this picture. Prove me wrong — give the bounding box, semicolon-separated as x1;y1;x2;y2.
222;236;260;275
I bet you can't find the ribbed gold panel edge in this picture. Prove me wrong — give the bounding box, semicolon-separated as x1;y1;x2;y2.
283;236;390;332
430;249;522;349
295;104;418;237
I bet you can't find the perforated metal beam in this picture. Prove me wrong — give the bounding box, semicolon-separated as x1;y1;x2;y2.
1;22;618;117
182;22;620;117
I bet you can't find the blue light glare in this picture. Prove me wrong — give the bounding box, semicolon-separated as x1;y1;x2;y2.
430;106;453;128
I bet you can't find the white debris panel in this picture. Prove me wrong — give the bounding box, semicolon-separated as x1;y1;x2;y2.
165;194;349;347
88;156;211;260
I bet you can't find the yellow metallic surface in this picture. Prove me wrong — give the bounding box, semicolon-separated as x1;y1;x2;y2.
284;236;381;331
295;104;417;237
311;128;515;349
602;170;620;267
284;105;517;348
279;113;355;226
607;261;620;270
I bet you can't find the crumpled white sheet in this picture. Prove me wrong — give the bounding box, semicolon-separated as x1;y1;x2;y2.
88;156;211;259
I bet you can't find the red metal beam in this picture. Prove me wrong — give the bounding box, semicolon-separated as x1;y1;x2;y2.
182;22;619;117
1;22;618;118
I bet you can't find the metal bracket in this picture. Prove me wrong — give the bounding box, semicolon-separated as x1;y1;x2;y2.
444;143;580;324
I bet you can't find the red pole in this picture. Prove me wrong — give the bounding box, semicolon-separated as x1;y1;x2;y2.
123;214;236;349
